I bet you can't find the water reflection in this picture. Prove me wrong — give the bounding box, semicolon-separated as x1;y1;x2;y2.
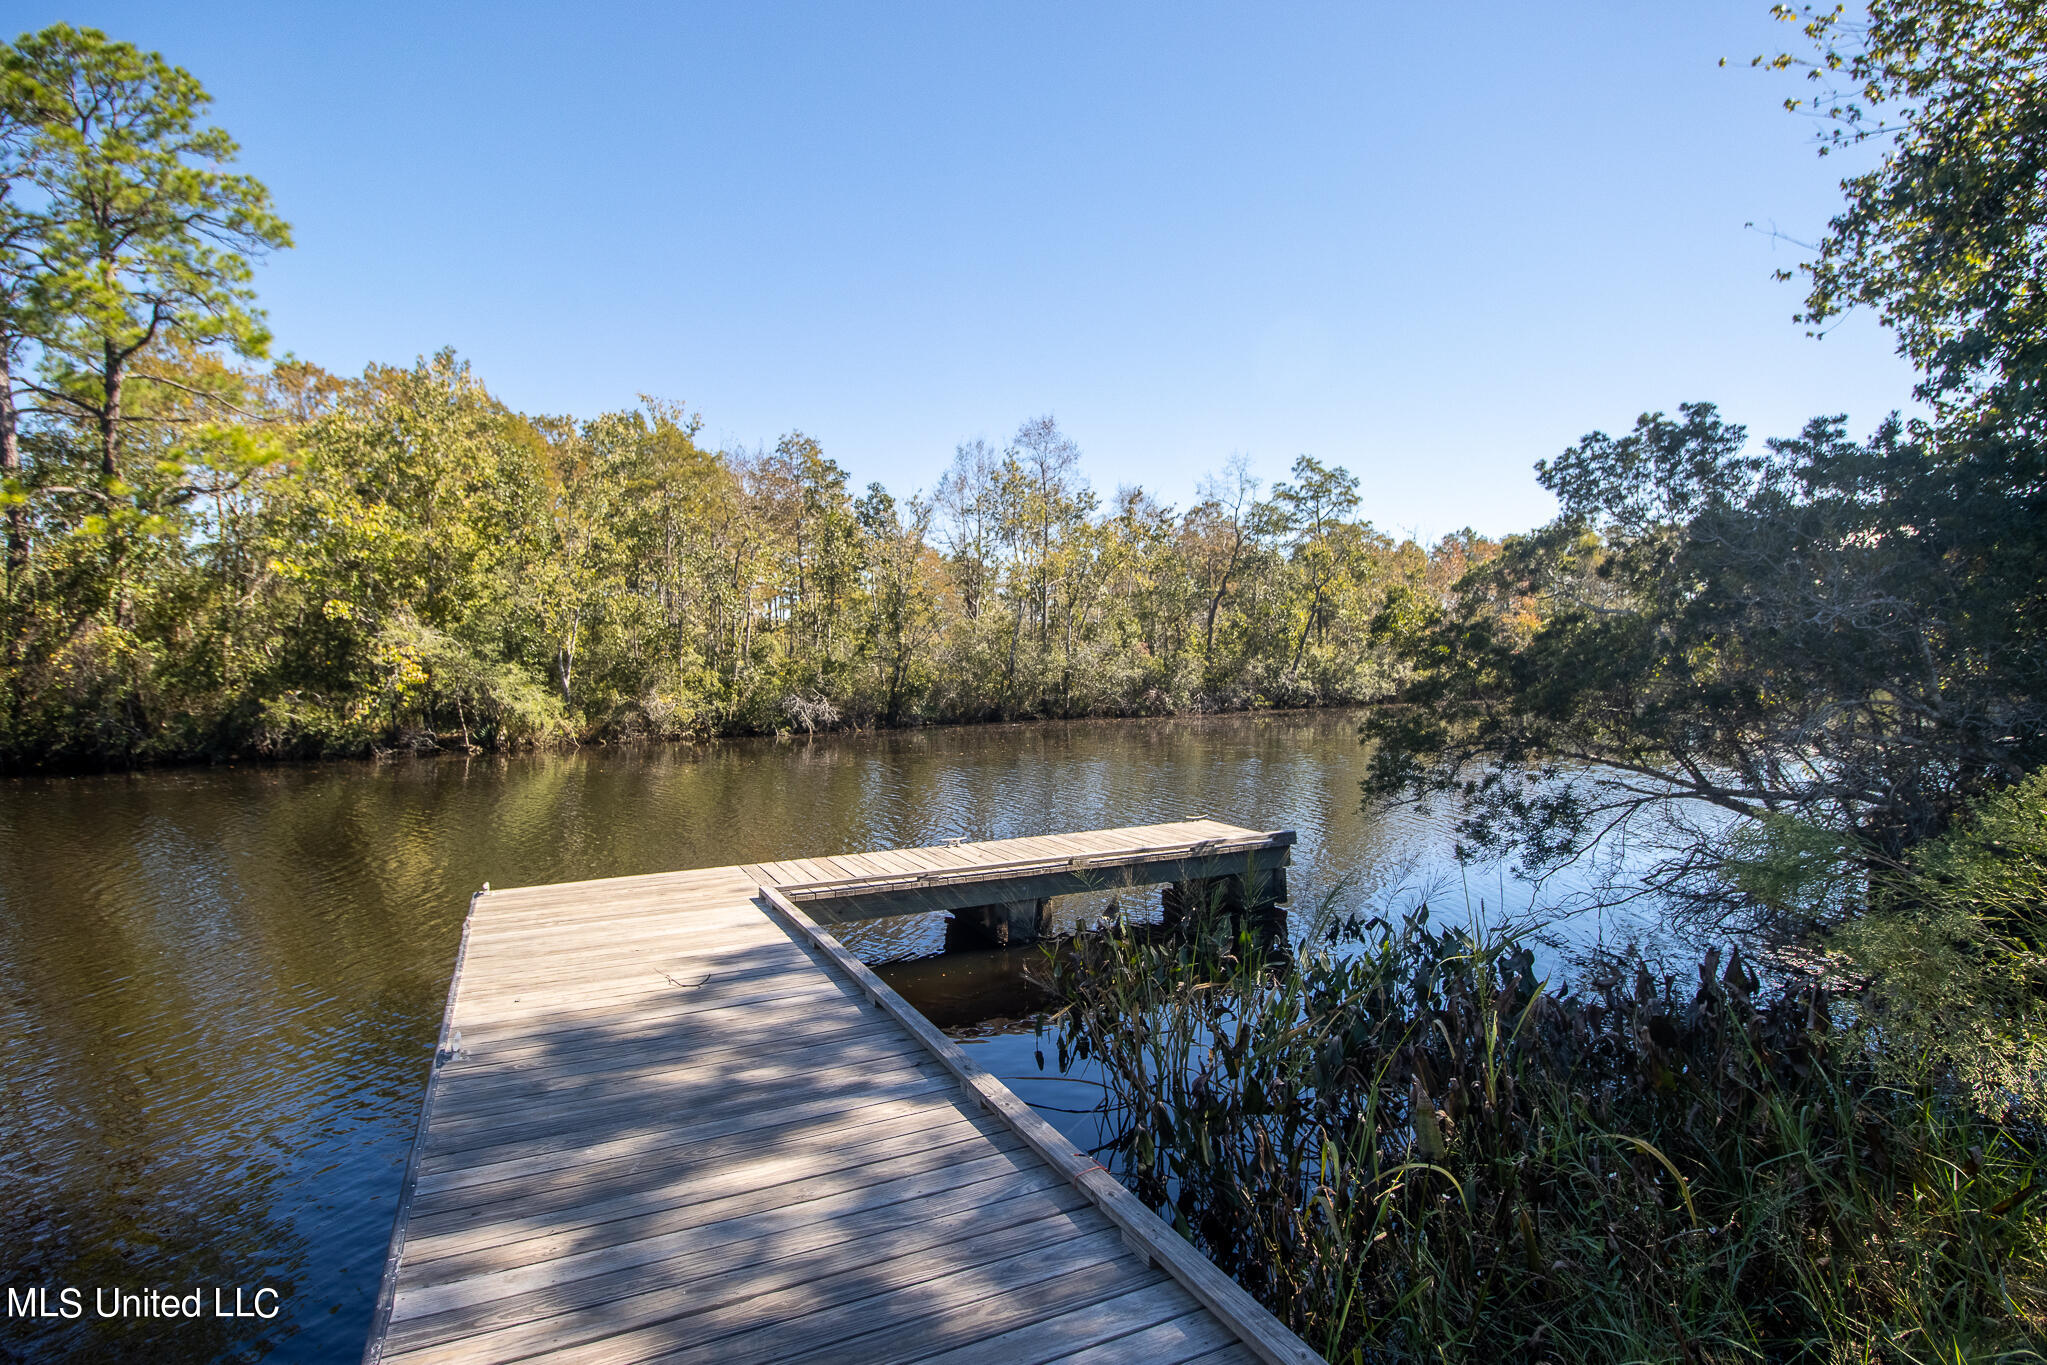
0;710;1645;1362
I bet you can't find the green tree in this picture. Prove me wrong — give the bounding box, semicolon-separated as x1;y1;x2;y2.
934;438;1002;622
1762;1;2047;698
1358;6;2047;925
0;73;35;590
1270;455;1361;678
1835;768;2047;1121
854;482;935;723
1765;2;2047;431
266;352;557;748
1010;415;1089;651
619;398;729;719
1184;455;1267;662
3;24;289;481
1363;402;2043;926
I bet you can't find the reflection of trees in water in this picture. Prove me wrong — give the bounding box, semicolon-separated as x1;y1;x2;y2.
0;771;451;1363
0;1157;307;1363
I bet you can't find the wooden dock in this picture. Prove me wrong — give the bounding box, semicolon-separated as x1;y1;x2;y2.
363;821;1319;1365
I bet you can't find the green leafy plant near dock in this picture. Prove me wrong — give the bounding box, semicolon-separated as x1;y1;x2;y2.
1044;907;2047;1363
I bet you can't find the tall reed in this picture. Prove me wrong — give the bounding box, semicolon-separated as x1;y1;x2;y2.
1040;904;2047;1362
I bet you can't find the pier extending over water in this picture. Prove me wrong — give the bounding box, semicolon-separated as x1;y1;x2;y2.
364;820;1317;1365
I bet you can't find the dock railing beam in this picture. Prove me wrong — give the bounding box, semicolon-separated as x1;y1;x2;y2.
779;830;1295;925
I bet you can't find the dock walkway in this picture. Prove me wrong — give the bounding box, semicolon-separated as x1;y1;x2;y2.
364;820;1318;1365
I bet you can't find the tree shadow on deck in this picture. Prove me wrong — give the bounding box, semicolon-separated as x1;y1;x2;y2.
369;909;1204;1365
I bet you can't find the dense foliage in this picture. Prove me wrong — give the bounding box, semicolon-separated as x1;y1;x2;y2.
0;339;1488;767
0;28;1488;769
1766;0;2047;438
1045;907;2047;1363
1832;769;2047;1121
1364;1;2047;939
1361;401;2041;922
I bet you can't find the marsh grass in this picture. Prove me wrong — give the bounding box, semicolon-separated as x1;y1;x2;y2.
1039;902;2047;1362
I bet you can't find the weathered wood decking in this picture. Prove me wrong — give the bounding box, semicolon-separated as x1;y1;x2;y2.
364;821;1319;1365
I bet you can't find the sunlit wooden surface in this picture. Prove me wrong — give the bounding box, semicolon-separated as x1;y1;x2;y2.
363;821;1312;1365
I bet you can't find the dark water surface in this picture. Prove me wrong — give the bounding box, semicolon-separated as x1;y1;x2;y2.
0;710;1592;1363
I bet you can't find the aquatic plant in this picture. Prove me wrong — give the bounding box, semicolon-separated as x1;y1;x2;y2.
1041;903;2047;1363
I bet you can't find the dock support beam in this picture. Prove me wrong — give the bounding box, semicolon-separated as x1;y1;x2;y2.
946;897;1051;949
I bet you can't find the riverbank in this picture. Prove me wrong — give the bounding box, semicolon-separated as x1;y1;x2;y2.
0;692;1371;776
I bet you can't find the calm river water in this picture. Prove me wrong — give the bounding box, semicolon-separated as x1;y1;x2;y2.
0;710;1659;1363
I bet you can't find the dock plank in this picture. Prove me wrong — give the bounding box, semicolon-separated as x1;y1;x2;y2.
1036;1309;1239;1365
383;1179;1092;1358
403;1134;1045;1289
407;1096;990;1225
917;1282;1211;1365
403;1109;1004;1248
391;1207;1112;1365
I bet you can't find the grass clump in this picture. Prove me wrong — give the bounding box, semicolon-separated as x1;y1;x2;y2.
1041;903;2047;1363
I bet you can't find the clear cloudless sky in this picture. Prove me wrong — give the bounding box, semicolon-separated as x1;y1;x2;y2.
15;2;1918;537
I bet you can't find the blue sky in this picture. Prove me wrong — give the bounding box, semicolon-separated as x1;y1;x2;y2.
19;2;1915;536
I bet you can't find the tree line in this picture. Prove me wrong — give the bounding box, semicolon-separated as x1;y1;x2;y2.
0;26;1486;766
13;343;1493;767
